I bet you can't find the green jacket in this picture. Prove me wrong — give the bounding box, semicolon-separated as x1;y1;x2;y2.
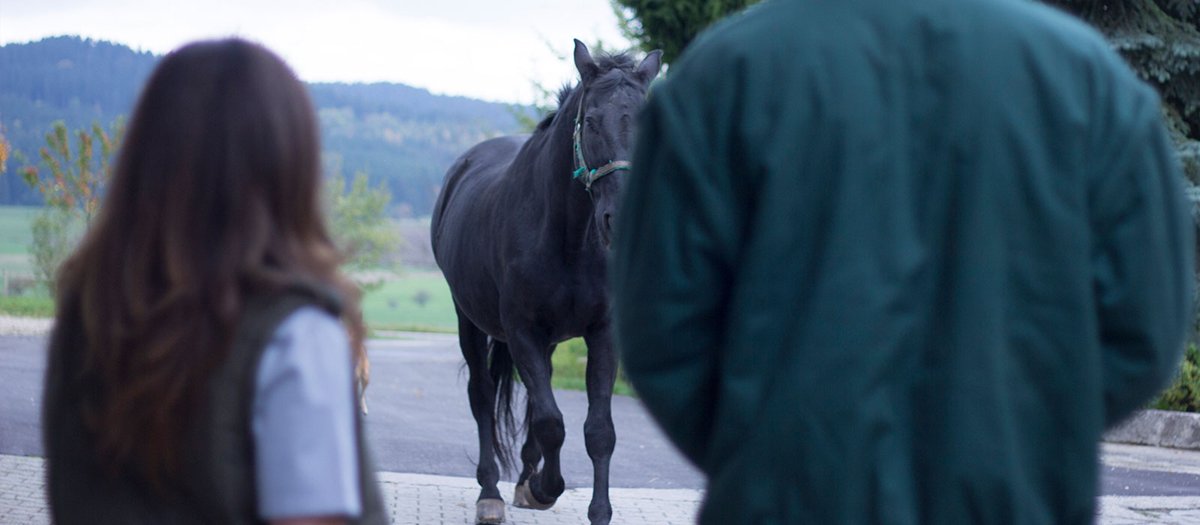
611;0;1194;523
42;286;388;524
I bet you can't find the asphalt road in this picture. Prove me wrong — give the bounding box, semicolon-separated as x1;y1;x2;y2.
0;333;703;490
2;333;1198;496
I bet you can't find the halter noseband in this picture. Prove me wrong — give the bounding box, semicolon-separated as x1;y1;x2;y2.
572;90;631;191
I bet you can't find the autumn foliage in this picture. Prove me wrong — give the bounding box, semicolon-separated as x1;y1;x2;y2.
20;120;122;225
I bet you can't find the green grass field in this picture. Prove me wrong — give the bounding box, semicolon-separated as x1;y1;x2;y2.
0;206;39;273
362;274;633;394
0;206;37;255
0;205;631;394
362;271;458;332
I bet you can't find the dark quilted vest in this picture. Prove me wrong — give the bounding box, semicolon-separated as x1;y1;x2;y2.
42;286;388;524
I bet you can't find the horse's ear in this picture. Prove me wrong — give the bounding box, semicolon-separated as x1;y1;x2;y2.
637;50;663;83
574;39;599;83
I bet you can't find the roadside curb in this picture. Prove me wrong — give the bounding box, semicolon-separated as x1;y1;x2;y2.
1105;409;1200;450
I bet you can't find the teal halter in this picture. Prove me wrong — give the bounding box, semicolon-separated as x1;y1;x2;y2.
572;90;631;191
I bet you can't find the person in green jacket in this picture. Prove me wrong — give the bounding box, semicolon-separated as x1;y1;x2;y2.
611;0;1194;523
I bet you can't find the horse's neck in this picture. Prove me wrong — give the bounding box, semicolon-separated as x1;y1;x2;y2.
517;108;598;258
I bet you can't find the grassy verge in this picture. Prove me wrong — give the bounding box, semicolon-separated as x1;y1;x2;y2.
368;323;457;335
0;294;54;317
551;338;635;397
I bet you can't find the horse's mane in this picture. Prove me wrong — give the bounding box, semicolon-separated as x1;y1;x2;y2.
532;51;639;134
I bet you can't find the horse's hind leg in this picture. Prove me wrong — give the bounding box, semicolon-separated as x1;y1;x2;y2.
458;310;505;524
582;327;618;525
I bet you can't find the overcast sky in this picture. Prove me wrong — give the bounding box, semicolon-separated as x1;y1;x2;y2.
0;0;633;103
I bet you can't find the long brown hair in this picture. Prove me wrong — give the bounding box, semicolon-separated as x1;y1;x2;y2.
56;39;364;488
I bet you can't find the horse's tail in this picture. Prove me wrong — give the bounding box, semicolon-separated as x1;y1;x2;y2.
489;337;519;473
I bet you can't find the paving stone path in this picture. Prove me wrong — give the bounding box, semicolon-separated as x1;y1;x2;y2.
4;452;1200;524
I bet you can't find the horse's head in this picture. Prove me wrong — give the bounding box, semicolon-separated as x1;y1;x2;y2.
569;40;661;249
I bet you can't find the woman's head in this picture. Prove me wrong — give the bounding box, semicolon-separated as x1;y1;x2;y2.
97;38;328;290
59;38;361;486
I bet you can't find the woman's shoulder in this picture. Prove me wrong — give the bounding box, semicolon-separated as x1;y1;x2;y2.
257;305;351;385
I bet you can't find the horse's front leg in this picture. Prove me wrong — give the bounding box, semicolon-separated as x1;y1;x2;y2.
583;325;617;525
516;429;542;486
509;332;567;510
516;349;550;488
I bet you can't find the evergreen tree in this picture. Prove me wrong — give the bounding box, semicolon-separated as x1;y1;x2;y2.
1040;1;1200;340
1041;0;1200;182
612;0;760;65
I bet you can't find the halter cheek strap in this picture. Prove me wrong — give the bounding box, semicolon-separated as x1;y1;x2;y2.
572;91;631;191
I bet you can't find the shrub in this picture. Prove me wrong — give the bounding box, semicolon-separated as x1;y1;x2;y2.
1153;344;1200;412
29;209;75;295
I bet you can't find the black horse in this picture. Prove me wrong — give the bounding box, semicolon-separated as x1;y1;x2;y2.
430;40;661;525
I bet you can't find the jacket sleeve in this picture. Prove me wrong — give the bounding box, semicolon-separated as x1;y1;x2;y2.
1091;84;1194;427
610;78;746;469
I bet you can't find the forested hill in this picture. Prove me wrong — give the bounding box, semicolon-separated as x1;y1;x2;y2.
0;36;525;216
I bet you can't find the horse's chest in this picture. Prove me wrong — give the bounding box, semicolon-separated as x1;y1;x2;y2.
544;287;608;337
507;274;607;331
549;284;606;318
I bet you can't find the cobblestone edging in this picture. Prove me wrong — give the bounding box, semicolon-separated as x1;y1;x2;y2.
376;471;702;525
5;453;1199;525
0;315;52;337
0;455;703;525
1106;410;1200;451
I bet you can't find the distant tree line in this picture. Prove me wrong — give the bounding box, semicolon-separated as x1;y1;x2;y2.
0;36;523;217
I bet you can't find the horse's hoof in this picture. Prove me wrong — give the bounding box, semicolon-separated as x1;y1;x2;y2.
476;498;505;524
513;480;556;510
